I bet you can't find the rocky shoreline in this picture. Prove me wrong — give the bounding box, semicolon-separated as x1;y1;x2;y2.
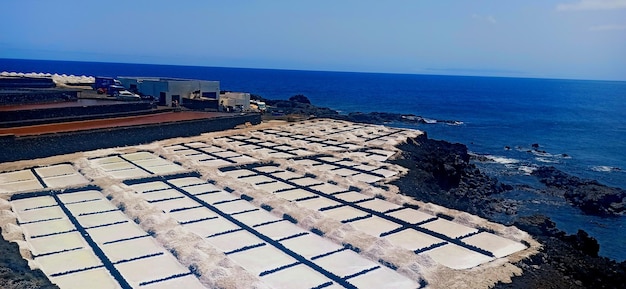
389;134;625;288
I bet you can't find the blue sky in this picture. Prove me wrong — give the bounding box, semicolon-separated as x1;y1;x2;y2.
1;0;625;80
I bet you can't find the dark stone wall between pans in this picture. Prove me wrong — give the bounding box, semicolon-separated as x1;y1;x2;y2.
0;114;260;163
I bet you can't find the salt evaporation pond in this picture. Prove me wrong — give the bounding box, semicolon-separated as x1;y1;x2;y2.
0;119;536;289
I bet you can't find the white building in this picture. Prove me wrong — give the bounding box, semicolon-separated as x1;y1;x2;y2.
118;77;220;107
219;92;251;112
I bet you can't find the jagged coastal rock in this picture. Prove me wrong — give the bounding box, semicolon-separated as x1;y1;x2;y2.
532;166;626;216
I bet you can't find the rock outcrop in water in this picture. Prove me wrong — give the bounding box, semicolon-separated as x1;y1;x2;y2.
256;94;462;125
532;166;626;216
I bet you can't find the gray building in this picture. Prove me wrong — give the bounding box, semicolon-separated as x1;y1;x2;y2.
118;77;220;107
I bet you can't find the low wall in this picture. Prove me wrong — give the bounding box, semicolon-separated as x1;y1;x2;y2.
0;101;153;123
0;114;261;163
0;90;77;105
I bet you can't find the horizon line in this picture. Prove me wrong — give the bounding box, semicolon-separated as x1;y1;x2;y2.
1;57;624;83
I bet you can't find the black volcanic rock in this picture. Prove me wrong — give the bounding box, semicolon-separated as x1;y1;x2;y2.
496;215;626;289
389;134;509;216
288;94;311;104
1;228;59;289
532;166;626;216
387;135;625;289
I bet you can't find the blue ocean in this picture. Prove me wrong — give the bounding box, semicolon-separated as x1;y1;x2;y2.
2;58;625;261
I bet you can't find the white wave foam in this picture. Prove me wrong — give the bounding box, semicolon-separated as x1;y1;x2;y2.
518;165;537;175
591;166;622;172
484;155;520;165
535;157;558;163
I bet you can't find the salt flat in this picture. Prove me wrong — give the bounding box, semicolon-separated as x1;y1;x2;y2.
0;119;537;289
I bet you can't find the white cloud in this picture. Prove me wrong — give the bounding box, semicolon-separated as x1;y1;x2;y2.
588;24;626;30
472;14;497;24
557;0;626;11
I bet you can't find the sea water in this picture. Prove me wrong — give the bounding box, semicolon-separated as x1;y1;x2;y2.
2;58;625;261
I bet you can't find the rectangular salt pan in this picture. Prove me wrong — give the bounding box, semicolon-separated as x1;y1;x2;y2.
383;228;445;251
237;175;274;185
57;190;104;204
387;208;435;224
77;211;129;228
280;233;343;259
121;151;157;161
36;248;102;277
141;189;184;202
11;196;56;212
348;216;401;237
255;220;308;240
348;265;418;289
420;219;478;239
167;207;217;224
0;179;43;193
167;177;206;187
351;173;383;183
312;249;378;278
114;254;191;287
275;189;317;201
213;199;258;214
309;183;347;194
206;230;263;252
262;265;334;288
253;166;282;173
144;164;184;175
129;181;170;193
199;159;233;167
41;174;89;188
181;183;222;195
21;218;75;239
323;206;370;222
462;232;527;258
271;171;303;180
256;181;294;193
49;267;121;289
107;168;151;179
87;222;147;244
227;245;297;276
424;243;494;270
232;209;281;227
0;169;37;183
230;155;258;163
15;206;66;224
183;217;240;237
64;199;118;216
297;198;341;211
289;177;322;187
330;168;358;177
196;191;238;204
29;232;87;256
34;164;77;178
358;199;401;213
139;274;206;289
333;192;372;202
101;236;165;263
150;198;202;213
222;169;256;178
